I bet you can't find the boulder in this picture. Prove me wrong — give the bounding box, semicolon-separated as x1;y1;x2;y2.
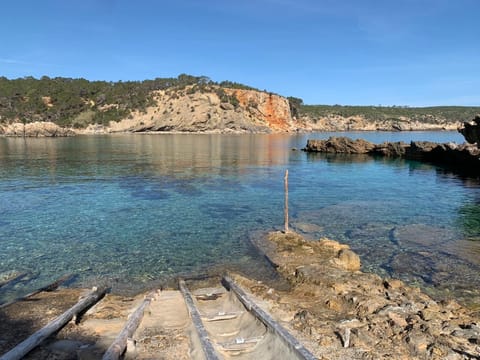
458;115;480;144
332;248;361;271
219;102;235;111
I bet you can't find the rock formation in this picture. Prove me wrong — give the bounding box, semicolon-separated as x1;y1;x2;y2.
242;231;480;359
79;86;297;134
0;122;75;137
459;115;480;145
297;114;460;132
303;137;376;154
304;136;480;175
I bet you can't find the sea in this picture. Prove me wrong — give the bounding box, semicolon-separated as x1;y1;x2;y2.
1;131;479;306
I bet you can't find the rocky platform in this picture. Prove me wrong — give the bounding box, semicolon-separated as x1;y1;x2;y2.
243;231;480;359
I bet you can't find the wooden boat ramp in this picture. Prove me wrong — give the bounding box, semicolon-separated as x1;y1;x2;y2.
0;273;316;359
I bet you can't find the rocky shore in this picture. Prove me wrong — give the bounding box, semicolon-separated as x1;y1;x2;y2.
244;231;480;359
0;121;76;137
1;231;479;359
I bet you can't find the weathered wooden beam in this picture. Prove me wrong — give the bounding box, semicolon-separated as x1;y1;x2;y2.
0;286;106;360
0;272;28;289
222;275;317;360
0;274;75;309
102;292;156;360
179;280;221;360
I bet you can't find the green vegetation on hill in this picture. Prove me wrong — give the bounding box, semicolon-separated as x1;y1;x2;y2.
0;74;252;127
1;74;479;129
300;104;480;124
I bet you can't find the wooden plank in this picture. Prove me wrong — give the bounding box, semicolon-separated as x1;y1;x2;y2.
219;336;265;352
0;287;106;360
102;292;156;360
0;272;28;289
179;280;221;360
222;276;317;360
203;311;243;322
0;274;75;309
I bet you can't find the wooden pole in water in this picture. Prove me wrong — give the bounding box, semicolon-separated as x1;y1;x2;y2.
284;169;289;233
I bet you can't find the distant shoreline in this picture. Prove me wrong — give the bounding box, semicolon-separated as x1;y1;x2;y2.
0;121;462;138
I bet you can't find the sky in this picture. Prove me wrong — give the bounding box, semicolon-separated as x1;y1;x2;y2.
1;0;479;106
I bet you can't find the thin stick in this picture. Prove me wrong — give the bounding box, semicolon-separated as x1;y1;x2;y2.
284;169;289;233
0;287;106;360
102;292;155;360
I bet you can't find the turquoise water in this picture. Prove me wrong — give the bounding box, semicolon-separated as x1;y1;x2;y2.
1;132;480;305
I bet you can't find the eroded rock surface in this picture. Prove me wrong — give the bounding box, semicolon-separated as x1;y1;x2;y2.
243;231;480;359
80;86;296;134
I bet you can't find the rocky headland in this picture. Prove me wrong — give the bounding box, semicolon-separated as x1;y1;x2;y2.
79;87;295;134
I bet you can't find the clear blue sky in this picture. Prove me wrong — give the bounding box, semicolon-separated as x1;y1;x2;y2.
1;0;479;106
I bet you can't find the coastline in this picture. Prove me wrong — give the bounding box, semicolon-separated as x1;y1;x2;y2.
1;231;479;359
0;120;462;137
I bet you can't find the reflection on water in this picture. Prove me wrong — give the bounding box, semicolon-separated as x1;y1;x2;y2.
0;132;479;307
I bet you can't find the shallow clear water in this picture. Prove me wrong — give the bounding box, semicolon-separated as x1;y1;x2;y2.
1;132;479;305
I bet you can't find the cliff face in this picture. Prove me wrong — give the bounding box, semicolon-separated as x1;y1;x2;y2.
80;86;297;134
228;89;292;131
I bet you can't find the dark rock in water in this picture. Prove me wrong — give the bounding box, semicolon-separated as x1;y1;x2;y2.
388;251;435;284
458;115;480;144
392;224;455;248
303;125;480;175
304;137;375;153
373;141;408;157
406;141;439;160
